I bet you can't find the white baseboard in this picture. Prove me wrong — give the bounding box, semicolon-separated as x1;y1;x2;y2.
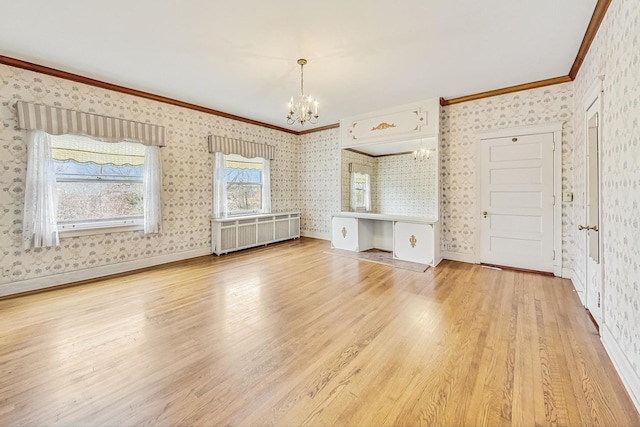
601;325;640;414
563;267;586;306
0;247;212;298
301;230;331;241
441;251;477;264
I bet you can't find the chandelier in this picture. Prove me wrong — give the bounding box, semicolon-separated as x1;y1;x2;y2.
414;148;432;161
286;59;319;126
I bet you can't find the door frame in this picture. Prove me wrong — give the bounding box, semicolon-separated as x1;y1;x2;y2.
583;76;605;323
475;122;564;276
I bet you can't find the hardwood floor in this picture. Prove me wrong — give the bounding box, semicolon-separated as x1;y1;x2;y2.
0;237;637;426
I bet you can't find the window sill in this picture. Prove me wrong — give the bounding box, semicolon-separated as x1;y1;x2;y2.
59;222;143;238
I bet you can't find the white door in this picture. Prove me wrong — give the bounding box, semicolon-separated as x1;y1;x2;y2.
583;103;603;325
480;133;555;272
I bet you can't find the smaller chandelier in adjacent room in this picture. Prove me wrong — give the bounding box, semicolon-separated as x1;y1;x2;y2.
414;148;432;161
286;58;319;126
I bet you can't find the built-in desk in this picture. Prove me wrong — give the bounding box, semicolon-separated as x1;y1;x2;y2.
331;212;441;266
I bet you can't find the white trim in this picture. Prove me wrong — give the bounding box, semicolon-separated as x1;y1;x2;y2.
476;122;564;276
601;325;640;414
475;122;564;139
562;267;586;306
301;230;331;241
0;247;211;298
441;251;477;264
582;76;606;326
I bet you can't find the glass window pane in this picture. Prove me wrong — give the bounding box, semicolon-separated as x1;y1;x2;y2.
57;182;143;222
224;154;264;214
51;135;146;224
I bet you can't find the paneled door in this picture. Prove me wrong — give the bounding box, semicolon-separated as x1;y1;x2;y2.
581;100;603;325
480;133;555;272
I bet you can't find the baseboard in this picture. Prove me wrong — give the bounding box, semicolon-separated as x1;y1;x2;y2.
563;267;586;306
441;251;477;264
0;247;212;298
301;230;331;241
601;325;640;414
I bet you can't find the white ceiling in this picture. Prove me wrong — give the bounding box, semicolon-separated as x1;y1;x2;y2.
0;0;597;132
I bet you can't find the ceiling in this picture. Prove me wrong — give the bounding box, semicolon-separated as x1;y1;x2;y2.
0;0;597;132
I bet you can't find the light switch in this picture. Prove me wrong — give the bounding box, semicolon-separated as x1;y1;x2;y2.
563;191;574;202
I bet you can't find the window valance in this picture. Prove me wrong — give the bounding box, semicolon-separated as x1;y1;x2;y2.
207;135;275;160
15;101;165;147
349;162;374;176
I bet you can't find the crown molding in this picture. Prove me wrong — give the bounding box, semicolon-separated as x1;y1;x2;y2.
569;0;612;79
1;0;612;129
441;76;572;106
0;55;299;135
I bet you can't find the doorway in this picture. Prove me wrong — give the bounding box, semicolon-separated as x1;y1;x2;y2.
581;81;604;326
478;123;563;274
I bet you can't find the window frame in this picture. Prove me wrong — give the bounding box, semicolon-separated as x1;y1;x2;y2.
224;153;266;216
352;172;371;211
51;135;145;237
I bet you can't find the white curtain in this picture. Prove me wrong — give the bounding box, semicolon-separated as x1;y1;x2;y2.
143;146;162;234
364;173;372;211
262;158;271;214
212;152;227;218
350;172;358;211
22;130;59;249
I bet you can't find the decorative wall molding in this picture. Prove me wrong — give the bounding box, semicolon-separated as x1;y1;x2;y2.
0;247;212;298
0;55;298;135
442;76;572;106
601;325;640;414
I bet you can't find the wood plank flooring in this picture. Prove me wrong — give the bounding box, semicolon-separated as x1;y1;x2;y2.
0;237;637;426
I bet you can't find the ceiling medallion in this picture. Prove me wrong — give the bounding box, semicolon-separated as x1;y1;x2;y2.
286;58;319;126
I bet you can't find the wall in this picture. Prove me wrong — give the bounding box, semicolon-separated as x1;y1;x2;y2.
572;0;640;406
0;64;299;295
377;153;437;218
298;128;341;239
440;83;575;264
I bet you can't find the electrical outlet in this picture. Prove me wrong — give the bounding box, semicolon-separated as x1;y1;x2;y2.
2;267;10;277
446;243;454;251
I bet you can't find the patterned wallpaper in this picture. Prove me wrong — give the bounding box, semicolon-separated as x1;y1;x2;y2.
377;153;437;218
440;83;575;262
573;0;640;378
0;64;299;288
339;150;436;217
298;129;341;238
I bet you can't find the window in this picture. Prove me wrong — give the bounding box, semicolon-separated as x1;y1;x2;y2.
51;134;146;233
224;153;266;215
352;172;371;211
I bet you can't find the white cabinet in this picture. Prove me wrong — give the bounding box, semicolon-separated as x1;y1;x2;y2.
212;212;300;255
331;213;441;267
331;217;358;251
393;221;435;265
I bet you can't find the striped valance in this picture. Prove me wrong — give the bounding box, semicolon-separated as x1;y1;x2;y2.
207;135;275;160
15;101;165;147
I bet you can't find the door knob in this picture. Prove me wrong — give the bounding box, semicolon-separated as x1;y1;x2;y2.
482;211;488;218
578;224;599;231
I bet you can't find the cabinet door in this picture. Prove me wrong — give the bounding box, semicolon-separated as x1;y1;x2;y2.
394;222;433;264
332;217;358;251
